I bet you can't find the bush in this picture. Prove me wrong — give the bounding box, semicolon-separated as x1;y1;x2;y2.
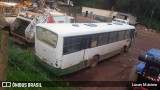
137;15;160;32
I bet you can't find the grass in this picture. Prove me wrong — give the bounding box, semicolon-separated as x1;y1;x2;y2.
6;38;75;90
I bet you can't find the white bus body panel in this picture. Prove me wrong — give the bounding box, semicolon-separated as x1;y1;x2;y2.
61;50;85;69
83;39;130;61
35;23;135;75
35;35;63;68
35;40;57;67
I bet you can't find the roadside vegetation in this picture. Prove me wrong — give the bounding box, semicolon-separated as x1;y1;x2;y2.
71;0;160;32
7;38;75;90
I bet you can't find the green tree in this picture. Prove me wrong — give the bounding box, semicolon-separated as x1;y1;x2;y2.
115;0;130;12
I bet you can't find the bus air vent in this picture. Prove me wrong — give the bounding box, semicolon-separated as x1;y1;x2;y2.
84;23;97;27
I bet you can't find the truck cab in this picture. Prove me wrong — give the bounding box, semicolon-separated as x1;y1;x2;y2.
112;13;138;26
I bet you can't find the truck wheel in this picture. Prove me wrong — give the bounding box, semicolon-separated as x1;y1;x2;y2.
90;56;99;68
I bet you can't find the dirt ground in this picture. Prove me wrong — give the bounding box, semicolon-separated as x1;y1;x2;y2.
1;1;159;89
63;16;160;90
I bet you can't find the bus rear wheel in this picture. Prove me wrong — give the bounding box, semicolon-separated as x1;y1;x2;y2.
90;56;99;68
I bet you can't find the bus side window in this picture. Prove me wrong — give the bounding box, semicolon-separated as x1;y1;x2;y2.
97;33;104;46
80;35;89;49
125;30;131;39
90;34;98;48
108;32;118;43
63;36;81;55
103;33;109;44
118;31;125;41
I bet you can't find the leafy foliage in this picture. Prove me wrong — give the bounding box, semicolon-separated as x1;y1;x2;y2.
7;38;75;90
69;0;160;31
115;0;130;12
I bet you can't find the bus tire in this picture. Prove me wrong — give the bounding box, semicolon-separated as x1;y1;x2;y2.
90;56;99;68
125;46;129;52
120;46;126;54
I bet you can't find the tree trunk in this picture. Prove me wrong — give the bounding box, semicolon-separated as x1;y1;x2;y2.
148;9;155;29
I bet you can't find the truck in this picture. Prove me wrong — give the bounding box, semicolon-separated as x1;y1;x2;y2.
112;13;138;26
128;48;160;90
10;9;75;45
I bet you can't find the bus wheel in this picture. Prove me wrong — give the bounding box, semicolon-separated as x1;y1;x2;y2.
125;46;129;52
120;46;126;54
90;56;99;68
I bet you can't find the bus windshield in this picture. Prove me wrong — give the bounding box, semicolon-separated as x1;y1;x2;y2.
36;26;58;48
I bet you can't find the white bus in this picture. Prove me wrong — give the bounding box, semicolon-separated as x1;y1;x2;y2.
35;23;135;76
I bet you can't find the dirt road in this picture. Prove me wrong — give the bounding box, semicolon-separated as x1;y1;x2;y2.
63;18;160;90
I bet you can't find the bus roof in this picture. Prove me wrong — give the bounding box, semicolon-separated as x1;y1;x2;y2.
36;23;135;37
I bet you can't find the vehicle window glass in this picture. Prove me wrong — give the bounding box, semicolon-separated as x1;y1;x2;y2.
91;35;98;48
80;35;89;49
103;33;109;44
98;33;103;46
36;26;58;48
125;30;131;39
118;31;125;41
117;20;120;22
121;21;125;23
63;36;81;55
109;32;118;43
58;21;64;23
70;19;75;23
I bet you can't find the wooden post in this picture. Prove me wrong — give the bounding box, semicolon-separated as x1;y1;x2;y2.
0;31;9;90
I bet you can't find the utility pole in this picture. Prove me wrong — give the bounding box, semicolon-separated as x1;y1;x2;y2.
69;0;71;16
